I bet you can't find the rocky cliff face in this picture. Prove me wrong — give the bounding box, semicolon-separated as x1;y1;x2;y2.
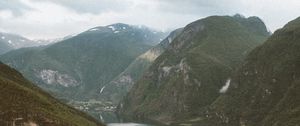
118;15;270;125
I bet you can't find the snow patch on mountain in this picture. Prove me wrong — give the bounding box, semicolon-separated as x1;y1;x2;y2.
168;37;172;43
108;26;116;31
219;78;231;93
33;37;63;45
100;86;106;93
89;28;99;31
71;34;77;37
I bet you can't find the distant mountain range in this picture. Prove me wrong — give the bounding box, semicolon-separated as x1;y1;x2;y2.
0;32;61;55
0;32;35;54
0;23;168;103
0;62;103;126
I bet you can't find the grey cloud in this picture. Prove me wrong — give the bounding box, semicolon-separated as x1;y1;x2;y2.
39;0;131;14
0;0;32;16
156;0;241;15
1;0;299;39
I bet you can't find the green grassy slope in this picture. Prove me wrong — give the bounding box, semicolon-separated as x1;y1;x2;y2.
192;17;300;126
0;62;104;126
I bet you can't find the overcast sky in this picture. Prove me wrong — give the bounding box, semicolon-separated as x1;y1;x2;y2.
1;0;300;39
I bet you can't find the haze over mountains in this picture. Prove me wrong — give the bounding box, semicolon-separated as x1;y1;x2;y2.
0;11;300;126
0;32;36;54
0;23;167;103
0;32;62;55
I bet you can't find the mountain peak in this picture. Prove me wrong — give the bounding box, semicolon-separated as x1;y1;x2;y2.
233;13;246;18
109;23;131;28
232;14;264;24
232;14;270;36
87;23;138;33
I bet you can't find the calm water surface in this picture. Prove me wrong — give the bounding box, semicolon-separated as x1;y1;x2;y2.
107;123;153;126
95;111;159;126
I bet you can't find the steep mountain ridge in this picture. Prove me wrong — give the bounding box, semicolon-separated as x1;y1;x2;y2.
100;28;183;103
118;15;270;125
191;16;300;126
